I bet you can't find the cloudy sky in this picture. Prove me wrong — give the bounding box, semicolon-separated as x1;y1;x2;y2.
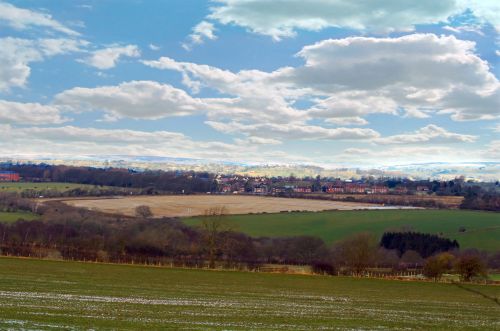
0;0;499;167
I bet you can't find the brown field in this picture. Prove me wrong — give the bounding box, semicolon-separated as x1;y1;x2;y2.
58;195;400;217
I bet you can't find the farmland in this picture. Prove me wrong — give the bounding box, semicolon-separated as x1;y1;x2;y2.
60;195;396;217
0;211;37;223
0;257;498;330
185;209;500;251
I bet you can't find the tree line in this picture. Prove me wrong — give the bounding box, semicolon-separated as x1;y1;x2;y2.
1;163;217;194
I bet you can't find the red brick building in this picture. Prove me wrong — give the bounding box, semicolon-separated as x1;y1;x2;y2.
0;171;20;182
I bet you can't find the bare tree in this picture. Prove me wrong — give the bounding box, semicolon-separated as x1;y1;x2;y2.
135;205;153;218
332;232;377;275
455;254;487;282
201;206;232;269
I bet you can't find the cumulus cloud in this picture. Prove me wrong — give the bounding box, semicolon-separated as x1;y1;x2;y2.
0;100;67;125
0;1;79;36
289;34;496;93
374;125;477;145
0;37;86;91
55;80;208;120
80;45;140;70
183;21;217;50
145;34;500;124
199;0;499;40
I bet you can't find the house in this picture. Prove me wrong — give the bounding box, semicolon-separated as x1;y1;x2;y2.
272;187;286;194
416;185;430;195
0;171;20;182
394;186;408;194
293;186;312;193
371;185;389;194
253;185;268;194
221;185;232;193
344;183;367;194
326;185;344;193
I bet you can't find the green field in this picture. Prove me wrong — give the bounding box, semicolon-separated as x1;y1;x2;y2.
185;210;500;251
0;211;37;223
0;257;498;330
0;182;106;192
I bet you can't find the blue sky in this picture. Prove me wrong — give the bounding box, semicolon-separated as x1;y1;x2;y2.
0;0;498;167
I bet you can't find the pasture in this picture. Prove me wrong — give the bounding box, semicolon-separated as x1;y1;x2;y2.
0;182;103;193
0;211;37;223
60;195;394;217
185;209;500;251
0;257;498;330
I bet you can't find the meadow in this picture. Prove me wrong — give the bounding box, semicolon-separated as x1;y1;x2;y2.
0;182;103;193
185;209;500;251
0;211;37;223
0;257;498;330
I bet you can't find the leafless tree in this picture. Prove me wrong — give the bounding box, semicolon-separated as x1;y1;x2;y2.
201;206;233;268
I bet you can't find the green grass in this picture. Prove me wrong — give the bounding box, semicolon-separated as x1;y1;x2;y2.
0;182;106;193
0;258;498;330
185;210;500;251
0;211;37;223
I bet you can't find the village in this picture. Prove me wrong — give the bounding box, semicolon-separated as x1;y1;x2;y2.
214;174;434;196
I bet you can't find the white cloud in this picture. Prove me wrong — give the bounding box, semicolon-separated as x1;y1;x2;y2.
80;45;140;70
149;43;160;51
200;0;499;40
55;80;206;120
290;34;496;93
183;21;217;50
0;124;294;163
207;0;461;39
482;140;500;160
0;37;86;91
206;121;380;141
0;1;79;36
145;34;500;124
374;125;477;145
0;100;67;124
337;145;481;165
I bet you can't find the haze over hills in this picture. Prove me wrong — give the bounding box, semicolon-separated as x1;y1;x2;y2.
1;155;498;181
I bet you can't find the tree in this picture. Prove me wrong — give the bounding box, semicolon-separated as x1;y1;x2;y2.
423;252;455;281
454;255;486;282
201;206;232;269
135;205;153;218
400;250;424;268
332;232;377;275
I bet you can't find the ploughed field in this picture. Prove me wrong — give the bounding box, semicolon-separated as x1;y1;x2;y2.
0;257;498;330
185;209;500;251
59;195;396;217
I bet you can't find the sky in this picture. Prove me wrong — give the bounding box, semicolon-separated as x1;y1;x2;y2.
0;0;499;168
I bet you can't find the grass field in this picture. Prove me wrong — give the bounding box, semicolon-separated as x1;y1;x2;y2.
185;209;500;251
60;195;405;218
0;211;37;223
0;182;103;193
0;257;498;330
